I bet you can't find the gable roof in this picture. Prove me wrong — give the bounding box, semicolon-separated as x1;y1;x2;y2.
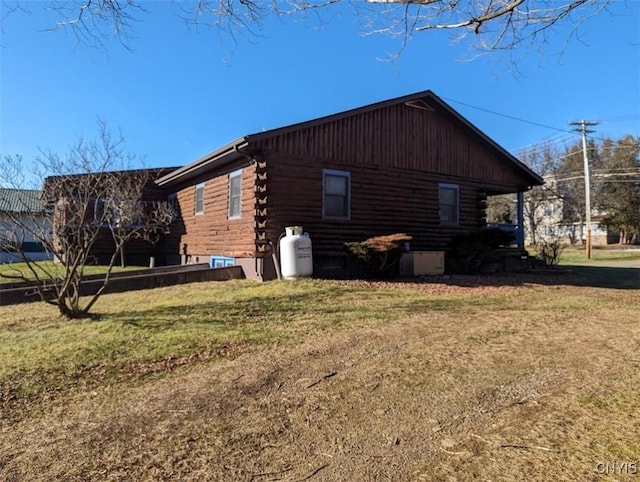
156;90;543;188
41;167;182;203
0;188;45;214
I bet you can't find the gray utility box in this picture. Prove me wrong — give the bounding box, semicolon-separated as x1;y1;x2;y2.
399;251;445;276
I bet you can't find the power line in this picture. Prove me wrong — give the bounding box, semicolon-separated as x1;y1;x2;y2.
442;97;638;156
442;97;574;134
514;133;578;157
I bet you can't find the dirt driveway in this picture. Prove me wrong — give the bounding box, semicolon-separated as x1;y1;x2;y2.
3;269;639;482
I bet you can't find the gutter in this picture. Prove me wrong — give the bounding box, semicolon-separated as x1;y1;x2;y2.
156;138;250;187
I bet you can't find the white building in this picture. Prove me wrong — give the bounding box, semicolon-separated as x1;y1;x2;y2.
0;188;53;263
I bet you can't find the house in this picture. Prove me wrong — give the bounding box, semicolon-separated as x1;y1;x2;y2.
520;174;565;246
156;90;543;280
43;167;179;266
0;188;53;263
522;174;620;246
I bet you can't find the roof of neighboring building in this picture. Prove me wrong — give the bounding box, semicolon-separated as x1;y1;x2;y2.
41;167;182;203
0;188;46;214
156;89;544;188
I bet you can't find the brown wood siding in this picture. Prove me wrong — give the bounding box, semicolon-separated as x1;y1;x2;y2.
167;164;257;258
56;169;177;264
253;103;530;190
262;156;488;257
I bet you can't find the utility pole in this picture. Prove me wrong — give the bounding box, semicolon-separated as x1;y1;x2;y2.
569;120;598;259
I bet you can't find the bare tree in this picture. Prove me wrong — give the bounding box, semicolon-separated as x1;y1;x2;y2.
518;142;564;246
7;0;618;56
516;134;640;247
591;135;640;244
0;121;174;319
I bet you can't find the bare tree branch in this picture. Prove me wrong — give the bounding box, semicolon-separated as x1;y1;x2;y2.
28;0;617;58
45;0;146;52
1;122;173;319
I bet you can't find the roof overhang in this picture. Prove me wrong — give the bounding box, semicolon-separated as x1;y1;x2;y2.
155;89;544;190
155;139;250;188
244;90;544;188
416;92;544;188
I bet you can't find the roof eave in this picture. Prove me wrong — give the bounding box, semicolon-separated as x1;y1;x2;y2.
155;89;544;189
245;90;543;187
155;138;250;187
424;92;544;187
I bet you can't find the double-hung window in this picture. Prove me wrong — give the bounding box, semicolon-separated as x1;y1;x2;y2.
323;169;350;220
194;183;205;215
439;183;459;225
228;169;242;219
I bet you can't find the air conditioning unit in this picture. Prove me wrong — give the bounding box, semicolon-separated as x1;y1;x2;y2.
399;251;445;276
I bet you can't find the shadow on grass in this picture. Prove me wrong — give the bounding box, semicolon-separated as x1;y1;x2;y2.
111;289;470;332
110;266;638;330
402;265;640;290
556;265;639;289
114;287;352;329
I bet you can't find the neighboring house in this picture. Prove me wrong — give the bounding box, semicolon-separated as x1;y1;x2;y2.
521;175;564;246
523;175;620;246
156;90;543;280
44;167;179;266
557;205;620;246
0;188;52;263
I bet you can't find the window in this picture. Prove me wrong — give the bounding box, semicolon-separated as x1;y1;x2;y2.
194;183;204;215
114;200;143;227
439;183;459;225
93;198;142;227
168;193;178;222
323;169;350;219
544;204;555;216
93;198;106;223
228;169;242;219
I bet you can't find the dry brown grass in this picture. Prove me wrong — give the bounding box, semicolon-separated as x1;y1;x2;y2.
1;269;639;481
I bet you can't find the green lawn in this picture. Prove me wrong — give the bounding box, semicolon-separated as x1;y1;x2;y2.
0;279;485;401
558;245;640;265
1;269;639;481
0;261;145;284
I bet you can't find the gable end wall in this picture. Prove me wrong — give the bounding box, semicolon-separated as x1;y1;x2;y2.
256;103;531;190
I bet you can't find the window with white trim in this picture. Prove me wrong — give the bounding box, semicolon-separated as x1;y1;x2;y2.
323;169;351;220
194;183;205;215
228;169;242;219
439;183;459;225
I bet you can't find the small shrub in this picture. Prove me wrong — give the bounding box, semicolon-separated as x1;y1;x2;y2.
538;241;565;266
345;233;412;278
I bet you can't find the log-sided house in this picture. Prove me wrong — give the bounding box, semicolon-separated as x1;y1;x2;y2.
156;90;543;280
45;167;178;266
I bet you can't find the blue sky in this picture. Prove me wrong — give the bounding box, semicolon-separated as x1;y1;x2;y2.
1;1;639;183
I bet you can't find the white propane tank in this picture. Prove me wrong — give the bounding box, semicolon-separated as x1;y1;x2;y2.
279;226;313;279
